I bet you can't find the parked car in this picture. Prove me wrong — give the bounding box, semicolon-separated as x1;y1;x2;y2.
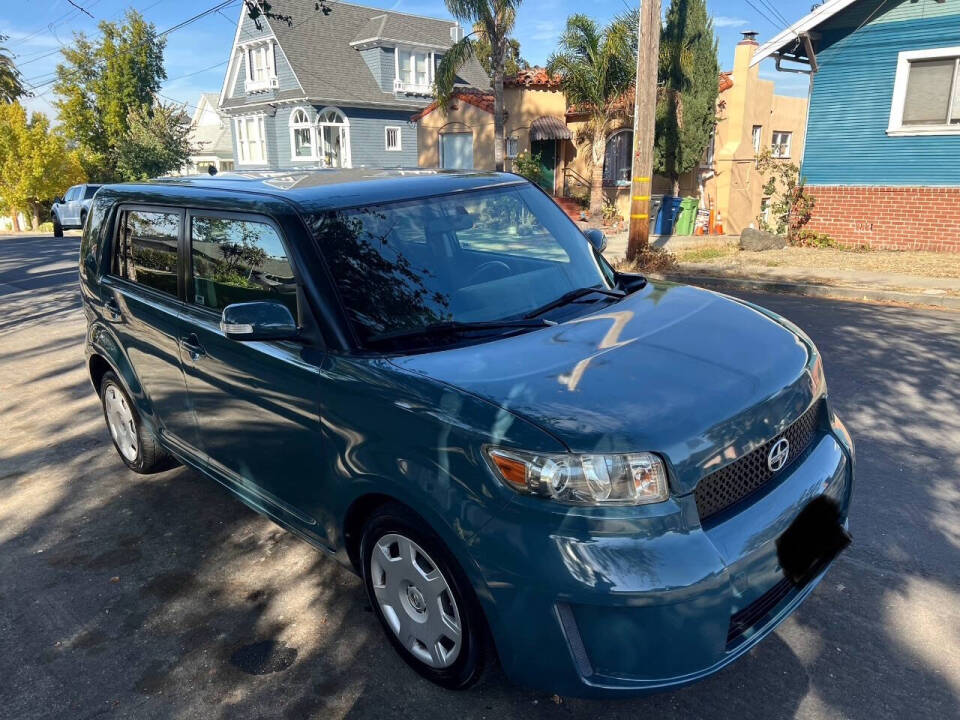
78;170;853;697
52;184;101;236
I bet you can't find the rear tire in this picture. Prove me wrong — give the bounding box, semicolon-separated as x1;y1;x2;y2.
361;503;488;690
99;371;176;474
52;214;63;237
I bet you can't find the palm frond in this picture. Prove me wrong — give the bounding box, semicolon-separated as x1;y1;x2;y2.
433;36;478;112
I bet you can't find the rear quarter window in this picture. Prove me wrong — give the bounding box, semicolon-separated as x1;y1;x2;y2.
113;210;181;297
79;196;113;282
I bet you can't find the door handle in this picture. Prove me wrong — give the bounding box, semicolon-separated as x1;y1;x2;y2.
180;334;206;361
104;298;121;321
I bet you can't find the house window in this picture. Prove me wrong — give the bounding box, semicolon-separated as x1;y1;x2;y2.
245;41;277;92
506;136;519;158
603;130;632;187
316;107;351;168
889;48;960;135
290;108;314;159
385;126;402;151
752;125;763;154
396;49;434;91
771;131;792;158
234;115;267;165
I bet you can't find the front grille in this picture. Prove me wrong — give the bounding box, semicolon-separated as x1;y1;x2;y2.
695;400;822;523
726;577;795;648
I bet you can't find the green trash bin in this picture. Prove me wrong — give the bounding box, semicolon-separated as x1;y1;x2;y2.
675;197;699;236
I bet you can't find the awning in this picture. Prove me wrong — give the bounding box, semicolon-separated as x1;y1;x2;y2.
530;115;572;141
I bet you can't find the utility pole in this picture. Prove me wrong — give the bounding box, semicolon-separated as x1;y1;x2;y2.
626;0;661;263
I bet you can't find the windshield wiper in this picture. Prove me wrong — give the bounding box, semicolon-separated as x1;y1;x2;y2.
367;318;556;345
524;286;625;319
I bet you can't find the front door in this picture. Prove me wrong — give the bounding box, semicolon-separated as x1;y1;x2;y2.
531;140;557;194
101;206;198;452
178;210;324;531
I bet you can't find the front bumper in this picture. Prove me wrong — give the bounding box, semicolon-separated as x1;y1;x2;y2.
470;423;853;698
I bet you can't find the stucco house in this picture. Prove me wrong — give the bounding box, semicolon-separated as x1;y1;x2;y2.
753;0;960;251
704;32;809;235
218;0;488;170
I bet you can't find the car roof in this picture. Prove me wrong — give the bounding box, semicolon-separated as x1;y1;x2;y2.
100;169;526;214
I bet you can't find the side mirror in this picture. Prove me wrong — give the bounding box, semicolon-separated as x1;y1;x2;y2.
54;197;64;205
220;301;299;342
584;228;607;253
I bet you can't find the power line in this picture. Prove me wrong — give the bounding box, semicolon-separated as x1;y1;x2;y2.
743;0;782;30
754;0;790;27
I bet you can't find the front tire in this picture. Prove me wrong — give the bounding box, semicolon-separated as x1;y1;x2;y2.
361;503;487;689
99;371;176;474
52;214;63;237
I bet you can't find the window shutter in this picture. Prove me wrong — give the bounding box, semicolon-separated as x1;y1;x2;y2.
903;59;954;125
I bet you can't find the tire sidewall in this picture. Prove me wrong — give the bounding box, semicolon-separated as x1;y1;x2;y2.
360;507;485;689
52;213;63;237
99;372;146;473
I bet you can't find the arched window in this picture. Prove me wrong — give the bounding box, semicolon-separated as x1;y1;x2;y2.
603;130;632;187
289;108;314;159
316;107;351;168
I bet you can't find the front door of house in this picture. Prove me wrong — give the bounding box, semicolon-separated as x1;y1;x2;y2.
531;140;556;194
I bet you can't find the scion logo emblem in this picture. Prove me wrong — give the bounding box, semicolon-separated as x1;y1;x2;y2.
768;437;790;472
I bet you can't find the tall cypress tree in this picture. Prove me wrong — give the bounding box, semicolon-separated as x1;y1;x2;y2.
654;0;719;195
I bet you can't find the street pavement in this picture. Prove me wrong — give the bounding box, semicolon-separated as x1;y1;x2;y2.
1;234;958;719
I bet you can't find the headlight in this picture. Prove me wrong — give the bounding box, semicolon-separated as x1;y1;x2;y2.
484;447;669;506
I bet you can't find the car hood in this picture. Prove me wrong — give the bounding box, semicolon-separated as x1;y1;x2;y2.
390;282;820;495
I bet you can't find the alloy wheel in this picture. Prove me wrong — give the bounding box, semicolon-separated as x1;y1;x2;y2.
103;383;138;462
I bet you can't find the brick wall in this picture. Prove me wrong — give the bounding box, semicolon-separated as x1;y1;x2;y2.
805;186;960;253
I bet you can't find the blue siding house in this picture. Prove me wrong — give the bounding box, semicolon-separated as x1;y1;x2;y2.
753;0;960;251
218;1;488;172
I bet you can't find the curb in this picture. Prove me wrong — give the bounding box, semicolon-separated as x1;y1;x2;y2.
657;273;960;311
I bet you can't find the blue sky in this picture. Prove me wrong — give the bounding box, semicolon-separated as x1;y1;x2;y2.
2;0;814;122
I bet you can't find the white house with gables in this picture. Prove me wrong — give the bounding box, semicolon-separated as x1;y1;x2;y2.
218;0;488;170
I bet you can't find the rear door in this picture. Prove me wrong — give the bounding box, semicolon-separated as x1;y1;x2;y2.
63;187;81;225
178;210;324;529
100;206;199;454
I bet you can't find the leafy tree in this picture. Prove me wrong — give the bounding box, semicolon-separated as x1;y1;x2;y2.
0;34;29;103
0;104;86;230
435;1;523;172
654;0;719;195
547;15;635;217
115;102;194;181
473;27;527;78
53;10;166;181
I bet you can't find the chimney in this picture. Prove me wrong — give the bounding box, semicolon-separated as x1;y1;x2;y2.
739;30;759;45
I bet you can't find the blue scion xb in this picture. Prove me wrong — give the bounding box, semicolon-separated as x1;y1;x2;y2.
79;170;853;697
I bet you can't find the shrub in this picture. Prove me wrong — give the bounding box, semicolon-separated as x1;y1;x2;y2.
512;151;542;186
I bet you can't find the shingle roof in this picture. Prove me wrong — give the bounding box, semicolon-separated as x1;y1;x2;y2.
223;0;489;110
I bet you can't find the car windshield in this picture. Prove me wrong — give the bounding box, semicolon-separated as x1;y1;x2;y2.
307;183;614;346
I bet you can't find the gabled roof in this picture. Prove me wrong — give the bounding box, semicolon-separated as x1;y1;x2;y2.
410;88;495;122
750;0;860;66
222;0;488;111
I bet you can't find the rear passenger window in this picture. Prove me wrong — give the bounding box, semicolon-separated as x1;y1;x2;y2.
113;210;180;297
190;216;298;317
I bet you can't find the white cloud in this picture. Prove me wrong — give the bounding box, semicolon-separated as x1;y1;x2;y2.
713;16;749;28
529;20;561;43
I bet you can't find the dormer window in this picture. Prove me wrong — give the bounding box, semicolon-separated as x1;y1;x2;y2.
244;40;278;92
395;48;434;94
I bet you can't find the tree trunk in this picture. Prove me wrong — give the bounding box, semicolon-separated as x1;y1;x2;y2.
30;203;40;231
589;131;606;218
10;209;20;233
672;176;680;196
493;51;505;173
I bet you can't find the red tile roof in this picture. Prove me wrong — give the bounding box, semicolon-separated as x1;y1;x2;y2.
505;67;563;90
410;88;495;122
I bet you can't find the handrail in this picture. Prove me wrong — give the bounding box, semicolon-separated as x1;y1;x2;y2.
562;167;591;197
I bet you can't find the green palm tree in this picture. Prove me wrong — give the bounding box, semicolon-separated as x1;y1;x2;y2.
434;1;521;172
0;35;29;103
547;15;634;218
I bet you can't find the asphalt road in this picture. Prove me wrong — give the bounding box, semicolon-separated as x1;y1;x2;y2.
1;233;958;720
